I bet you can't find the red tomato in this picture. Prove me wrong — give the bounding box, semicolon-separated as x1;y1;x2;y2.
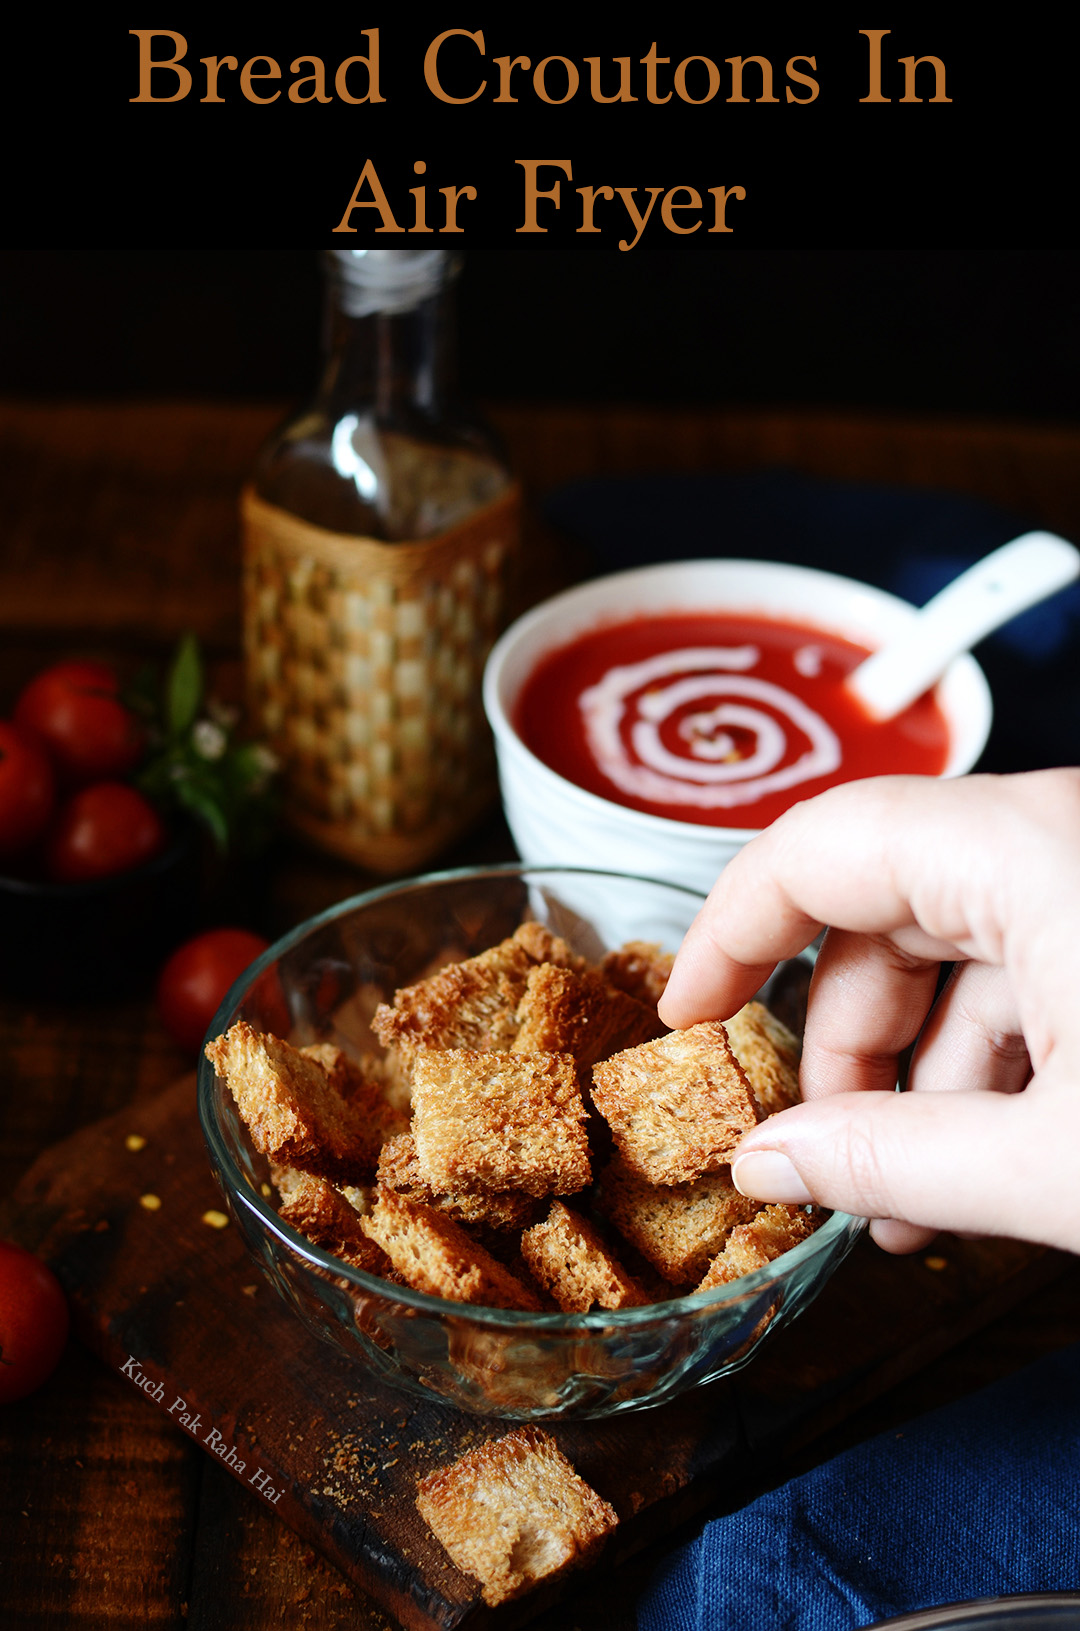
0;720;56;858
157;928;271;1052
15;660;144;784
0;1240;69;1404
45;781;167;883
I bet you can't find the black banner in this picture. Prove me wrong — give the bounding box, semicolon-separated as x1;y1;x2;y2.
5;12;1073;249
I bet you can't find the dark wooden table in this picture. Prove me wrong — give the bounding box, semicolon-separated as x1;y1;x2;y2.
3;398;1080;1631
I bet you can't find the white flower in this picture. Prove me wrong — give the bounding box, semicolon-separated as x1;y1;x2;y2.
192;719;228;761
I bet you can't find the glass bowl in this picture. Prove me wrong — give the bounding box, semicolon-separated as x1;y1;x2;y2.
197;863;865;1420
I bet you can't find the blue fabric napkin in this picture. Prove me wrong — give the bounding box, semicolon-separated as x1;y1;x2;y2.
638;1341;1080;1631
544;468;1080;771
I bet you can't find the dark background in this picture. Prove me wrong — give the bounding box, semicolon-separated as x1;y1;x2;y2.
1;250;1077;420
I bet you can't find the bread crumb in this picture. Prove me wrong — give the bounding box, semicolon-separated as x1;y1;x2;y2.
139;1194;162;1211
125;1134;147;1152
201;1209;230;1230
924;1254;948;1271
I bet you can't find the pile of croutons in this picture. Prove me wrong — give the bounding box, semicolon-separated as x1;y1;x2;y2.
205;922;821;1313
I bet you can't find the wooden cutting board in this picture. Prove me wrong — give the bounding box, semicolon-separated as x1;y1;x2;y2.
3;1076;1064;1631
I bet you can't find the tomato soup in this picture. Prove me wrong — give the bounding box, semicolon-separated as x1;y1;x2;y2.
514;613;951;829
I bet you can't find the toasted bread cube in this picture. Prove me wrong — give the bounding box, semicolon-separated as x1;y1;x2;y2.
377;1133;537;1232
724;1002;802;1117
371;924;581;1067
512;921;585;970
596;1159;760;1285
521;1200;649;1312
271;1164;391;1277
698;1200;825;1285
590;1022;759;1186
411;1048;591;1200
299;1041;410;1138
416;1426;617;1606
299;1040;364;1091
205;1022;393;1185
512;964;664;1068
362;1042;413;1114
600;941;675;1008
360;1186;542;1310
695;1204;821;1292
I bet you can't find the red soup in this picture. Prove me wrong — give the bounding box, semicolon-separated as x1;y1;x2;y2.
514;613;951;829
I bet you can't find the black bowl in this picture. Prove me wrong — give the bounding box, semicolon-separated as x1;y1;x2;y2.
0;822;203;998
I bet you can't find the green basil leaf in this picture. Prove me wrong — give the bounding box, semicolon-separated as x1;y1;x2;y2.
176;780;230;852
167;634;204;739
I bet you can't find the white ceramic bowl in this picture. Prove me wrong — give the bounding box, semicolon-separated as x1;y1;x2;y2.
483;559;993;895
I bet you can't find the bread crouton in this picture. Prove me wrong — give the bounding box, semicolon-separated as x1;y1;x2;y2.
410;1048;591;1200
512;964;664;1068
205;1022;394;1185
300;1042;410;1138
298;1040;364;1090
521;1200;649;1312
590;1021;759;1186
415;1426;617;1606
596;1159;760;1286
271;1164;392;1277
377;1132;537;1232
599;940;674;1008
370;923;582;1067
359;1186;542;1310
695;1204;821;1291
724;1002;802;1117
511;921;585;971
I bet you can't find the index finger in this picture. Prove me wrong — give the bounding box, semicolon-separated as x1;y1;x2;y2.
658;776;969;1029
657;834;823;1029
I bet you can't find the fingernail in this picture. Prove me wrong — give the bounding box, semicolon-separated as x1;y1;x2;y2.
731;1150;814;1205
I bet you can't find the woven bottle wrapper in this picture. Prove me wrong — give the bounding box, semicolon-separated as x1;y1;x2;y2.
241;483;521;873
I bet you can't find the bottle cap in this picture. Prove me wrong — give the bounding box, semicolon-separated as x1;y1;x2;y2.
329;250;461;317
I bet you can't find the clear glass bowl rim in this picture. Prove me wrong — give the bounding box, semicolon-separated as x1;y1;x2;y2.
196;860;863;1333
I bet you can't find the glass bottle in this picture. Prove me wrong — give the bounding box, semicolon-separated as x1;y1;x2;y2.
241;250;520;874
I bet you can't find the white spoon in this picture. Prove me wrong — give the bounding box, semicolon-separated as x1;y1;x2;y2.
846;531;1080;721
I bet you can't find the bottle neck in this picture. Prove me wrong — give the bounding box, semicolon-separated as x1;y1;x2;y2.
318;268;457;422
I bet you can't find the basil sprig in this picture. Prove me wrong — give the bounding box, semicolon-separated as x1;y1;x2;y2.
132;636;278;855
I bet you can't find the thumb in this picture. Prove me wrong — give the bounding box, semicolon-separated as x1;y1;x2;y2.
729;1086;1073;1252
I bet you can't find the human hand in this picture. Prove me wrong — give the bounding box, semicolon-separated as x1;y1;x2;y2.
658;770;1080;1254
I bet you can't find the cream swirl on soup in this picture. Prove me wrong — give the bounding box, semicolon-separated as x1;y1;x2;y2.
579;645;842;810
